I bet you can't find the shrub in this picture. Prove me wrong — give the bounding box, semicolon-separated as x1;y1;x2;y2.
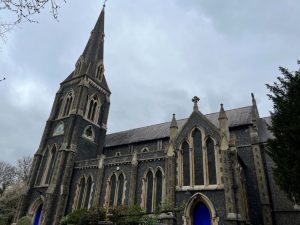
60;208;89;225
16;216;32;225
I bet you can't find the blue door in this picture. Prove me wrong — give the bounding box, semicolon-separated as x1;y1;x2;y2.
33;204;43;225
193;202;211;225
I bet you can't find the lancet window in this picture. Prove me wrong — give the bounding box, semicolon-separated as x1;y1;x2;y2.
73;175;94;210
43;145;57;185
106;173;126;208
142;168;164;213
85;94;100;123
61;91;74;117
95;64;104;81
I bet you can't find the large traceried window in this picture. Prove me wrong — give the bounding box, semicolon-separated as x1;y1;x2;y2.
178;128;218;188
73;175;94;210
107;173;126;208
85;94;101;124
142;168;164;213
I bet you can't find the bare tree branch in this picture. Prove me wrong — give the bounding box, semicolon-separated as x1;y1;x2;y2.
16;155;33;182
0;0;66;38
0;161;16;196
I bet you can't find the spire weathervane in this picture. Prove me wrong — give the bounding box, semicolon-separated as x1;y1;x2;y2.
192;96;200;112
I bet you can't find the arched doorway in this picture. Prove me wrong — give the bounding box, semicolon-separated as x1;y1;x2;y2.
193;202;211;225
33;204;43;225
183;193;219;225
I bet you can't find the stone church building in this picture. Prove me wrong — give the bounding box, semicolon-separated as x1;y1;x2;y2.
14;5;300;225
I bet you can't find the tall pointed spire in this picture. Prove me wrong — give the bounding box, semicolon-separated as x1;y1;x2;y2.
82;5;105;63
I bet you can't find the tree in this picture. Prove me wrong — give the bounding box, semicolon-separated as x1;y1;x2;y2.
0;0;65;39
16;156;33;182
0;156;32;225
0;161;16;196
266;60;300;204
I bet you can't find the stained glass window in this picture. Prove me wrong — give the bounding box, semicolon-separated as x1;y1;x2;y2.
155;170;162;211
193;129;204;185
146;171;153;213
182;141;190;186
109;175;116;207
207;137;217;184
117;174;124;206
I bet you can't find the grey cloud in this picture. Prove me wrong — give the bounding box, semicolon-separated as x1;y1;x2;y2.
1;0;299;163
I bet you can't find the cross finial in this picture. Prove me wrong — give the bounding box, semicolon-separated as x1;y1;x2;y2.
192;96;200;111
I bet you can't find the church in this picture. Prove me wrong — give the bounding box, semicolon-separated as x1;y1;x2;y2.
14;5;300;225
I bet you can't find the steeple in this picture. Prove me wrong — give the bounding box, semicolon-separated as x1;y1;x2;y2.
169;113;178;141
82;6;105;63
70;4;110;92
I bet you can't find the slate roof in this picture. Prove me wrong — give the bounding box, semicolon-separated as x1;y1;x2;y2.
258;117;273;142
105;106;253;147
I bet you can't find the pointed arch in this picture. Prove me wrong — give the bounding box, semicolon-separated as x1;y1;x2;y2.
42;144;58;185
192;128;204;185
77;177;86;209
183;193;219;225
117;173;125;206
85;94;101;124
182;141;190;186
95;63;104;81
109;174;117;208
206;137;217;184
155;169;163;211
84;176;93;208
145;170;154;213
60;90;74;117
75;56;84;76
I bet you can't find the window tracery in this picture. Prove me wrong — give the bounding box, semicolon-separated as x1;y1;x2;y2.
106;172;126;208
42;145;57;185
73;175;94;210
60;91;74;117
85;94;101;124
142;167;164;213
178;128;219;188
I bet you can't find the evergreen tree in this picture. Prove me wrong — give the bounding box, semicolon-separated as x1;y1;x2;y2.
266;61;300;204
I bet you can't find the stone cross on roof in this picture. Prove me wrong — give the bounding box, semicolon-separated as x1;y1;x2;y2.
192;96;200;112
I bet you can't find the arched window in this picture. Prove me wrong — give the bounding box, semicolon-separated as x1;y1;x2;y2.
75;61;82;75
109;174;116;208
44;145;57;184
84;176;93;208
155;170;163;211
96;65;104;80
207;137;216;184
77;177;86;209
117;174;124;206
86;95;100;123
146;171;153;213
193;129;204;185
62;92;73;117
182;141;190;186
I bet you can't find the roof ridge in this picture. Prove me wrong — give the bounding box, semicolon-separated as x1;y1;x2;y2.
107;105;252;135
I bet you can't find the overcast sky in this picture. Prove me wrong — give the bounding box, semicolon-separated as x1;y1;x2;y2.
0;0;299;164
